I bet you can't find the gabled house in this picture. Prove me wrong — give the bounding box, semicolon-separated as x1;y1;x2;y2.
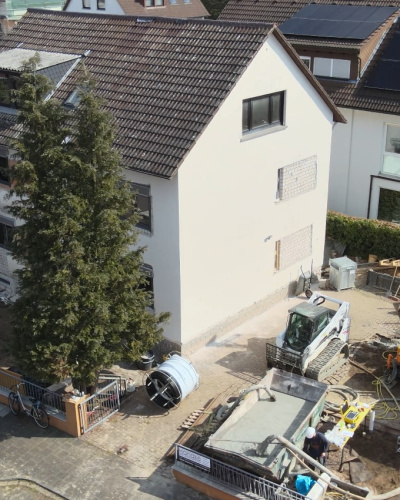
220;1;400;223
63;0;209;18
0;10;344;353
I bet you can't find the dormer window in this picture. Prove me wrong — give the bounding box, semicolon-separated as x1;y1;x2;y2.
64;88;81;110
313;57;350;79
145;0;164;6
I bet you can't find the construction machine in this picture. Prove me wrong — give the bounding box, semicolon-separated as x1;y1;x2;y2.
266;293;350;381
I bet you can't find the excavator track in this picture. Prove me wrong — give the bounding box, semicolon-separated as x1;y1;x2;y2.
306;339;349;382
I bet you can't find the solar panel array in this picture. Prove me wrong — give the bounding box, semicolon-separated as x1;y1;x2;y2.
280;4;398;40
365;28;400;91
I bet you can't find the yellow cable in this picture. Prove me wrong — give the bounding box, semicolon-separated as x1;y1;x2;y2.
372;378;398;420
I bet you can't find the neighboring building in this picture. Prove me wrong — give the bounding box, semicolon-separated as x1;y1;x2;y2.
0;0;65;34
0;10;343;353
220;1;400;222
64;0;209;18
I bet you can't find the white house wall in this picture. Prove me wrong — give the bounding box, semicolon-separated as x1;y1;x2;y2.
123;170;182;345
176;33;334;345
65;0;125;14
328;108;400;218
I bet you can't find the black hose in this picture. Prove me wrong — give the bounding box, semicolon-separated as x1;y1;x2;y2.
383;358;397;385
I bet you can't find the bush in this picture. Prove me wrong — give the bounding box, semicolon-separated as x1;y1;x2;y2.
327;211;400;260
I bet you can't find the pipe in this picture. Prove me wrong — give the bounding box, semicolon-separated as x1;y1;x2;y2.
276;436;370;499
369;410;375;431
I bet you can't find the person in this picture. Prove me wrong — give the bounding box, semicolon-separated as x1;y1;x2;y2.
303;426;329;468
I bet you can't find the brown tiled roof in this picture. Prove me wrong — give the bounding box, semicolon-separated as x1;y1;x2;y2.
0;10;343;179
0;11;277;179
219;0;400;24
220;1;400;115
322;22;400;114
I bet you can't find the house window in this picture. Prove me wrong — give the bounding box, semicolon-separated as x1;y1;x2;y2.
0;217;14;249
382;125;400;176
0;156;10;185
242;92;284;133
0;77;12;106
145;0;164;6
313;58;350;79
97;0;105;8
141;263;154;309
82;0;90;8
300;56;311;70
131;182;152;232
377;188;400;223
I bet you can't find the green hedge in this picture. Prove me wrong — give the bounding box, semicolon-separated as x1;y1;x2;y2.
326;211;400;260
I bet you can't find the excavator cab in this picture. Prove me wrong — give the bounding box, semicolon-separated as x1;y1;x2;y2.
284;303;333;353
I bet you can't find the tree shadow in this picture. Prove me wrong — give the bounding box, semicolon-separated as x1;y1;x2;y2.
214;336;268;385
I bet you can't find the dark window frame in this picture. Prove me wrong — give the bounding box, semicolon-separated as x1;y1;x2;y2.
0;156;10;186
131;182;152;232
145;0;164;6
82;0;91;8
0;216;15;249
97;0;105;9
242;91;284;133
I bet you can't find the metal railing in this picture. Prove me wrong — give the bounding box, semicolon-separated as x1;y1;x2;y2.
0;369;66;415
175;444;309;500
79;380;120;433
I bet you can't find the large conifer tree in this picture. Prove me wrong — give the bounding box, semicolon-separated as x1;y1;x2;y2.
8;60;168;389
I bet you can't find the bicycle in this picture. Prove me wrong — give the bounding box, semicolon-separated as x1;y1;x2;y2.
8;382;50;429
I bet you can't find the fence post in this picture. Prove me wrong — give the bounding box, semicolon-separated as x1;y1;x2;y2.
63;395;86;437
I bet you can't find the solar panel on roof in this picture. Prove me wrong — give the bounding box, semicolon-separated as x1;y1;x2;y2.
365;28;400;91
280;4;398;40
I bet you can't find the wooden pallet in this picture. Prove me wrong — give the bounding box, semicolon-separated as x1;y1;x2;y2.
180;408;205;429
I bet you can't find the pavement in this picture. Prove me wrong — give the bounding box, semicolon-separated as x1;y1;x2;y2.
0;283;399;499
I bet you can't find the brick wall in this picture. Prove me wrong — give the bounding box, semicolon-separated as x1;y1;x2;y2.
278;225;312;270
279;155;317;201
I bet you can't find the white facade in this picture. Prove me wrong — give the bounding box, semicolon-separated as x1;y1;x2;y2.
124;33;335;348
0;32;337;350
64;0;125;14
328;108;400;220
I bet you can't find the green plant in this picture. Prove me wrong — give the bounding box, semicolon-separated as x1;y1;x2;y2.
326;211;400;260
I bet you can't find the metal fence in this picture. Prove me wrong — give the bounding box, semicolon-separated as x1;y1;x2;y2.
175;444;309;500
0;369;66;415
79;380;120;433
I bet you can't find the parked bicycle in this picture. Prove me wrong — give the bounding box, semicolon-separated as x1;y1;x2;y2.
8;382;49;429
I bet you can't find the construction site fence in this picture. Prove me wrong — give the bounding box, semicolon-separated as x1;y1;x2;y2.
175;444;309;500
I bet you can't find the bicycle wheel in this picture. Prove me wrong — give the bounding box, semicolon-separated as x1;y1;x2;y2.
8;392;21;415
32;407;49;429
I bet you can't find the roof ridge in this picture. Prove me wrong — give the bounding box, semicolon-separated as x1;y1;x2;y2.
26;8;274;28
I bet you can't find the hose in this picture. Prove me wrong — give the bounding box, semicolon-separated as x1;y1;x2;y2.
349;359;400;412
324;385;359;412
